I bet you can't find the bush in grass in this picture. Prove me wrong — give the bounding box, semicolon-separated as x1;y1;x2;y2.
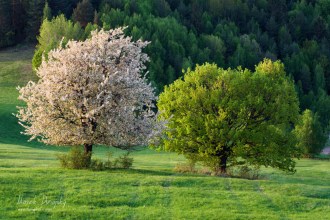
104;152;114;169
227;165;260;180
174;160;196;173
198;167;212;176
57;148;134;170
113;152;134;169
90;158;105;171
91;152;133;170
173;160;260;179
57;146;91;169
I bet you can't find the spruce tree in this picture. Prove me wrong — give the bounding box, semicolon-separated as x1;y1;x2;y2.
0;0;13;47
11;0;26;42
93;10;99;25
26;0;45;42
43;1;52;20
72;0;94;27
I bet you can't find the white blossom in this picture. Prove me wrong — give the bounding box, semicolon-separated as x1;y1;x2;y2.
17;28;157;149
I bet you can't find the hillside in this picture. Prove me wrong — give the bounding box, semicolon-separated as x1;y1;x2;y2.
0;46;37;146
3;0;329;149
0;47;330;219
1;1;330;218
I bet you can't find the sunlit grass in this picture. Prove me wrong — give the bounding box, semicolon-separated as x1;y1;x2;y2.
0;143;329;219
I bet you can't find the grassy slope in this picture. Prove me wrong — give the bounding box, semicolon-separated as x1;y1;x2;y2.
0;47;329;220
0;46;38;146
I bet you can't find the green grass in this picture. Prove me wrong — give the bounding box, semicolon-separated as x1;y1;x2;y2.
0;46;37;146
0;144;329;220
0;47;330;219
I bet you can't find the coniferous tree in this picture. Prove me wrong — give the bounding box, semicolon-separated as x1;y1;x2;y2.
11;0;26;42
0;0;14;47
48;0;78;17
72;0;94;27
26;0;45;42
314;64;326;93
43;1;52;20
93;10;99;25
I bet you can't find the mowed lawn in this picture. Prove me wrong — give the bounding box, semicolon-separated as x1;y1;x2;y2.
0;47;330;219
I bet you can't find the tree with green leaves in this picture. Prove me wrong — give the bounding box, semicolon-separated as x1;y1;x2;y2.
156;59;300;174
228;34;263;70
199;34;226;66
294;109;327;157
32;14;84;70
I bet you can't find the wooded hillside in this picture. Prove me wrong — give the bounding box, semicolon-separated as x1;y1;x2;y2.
1;0;329;144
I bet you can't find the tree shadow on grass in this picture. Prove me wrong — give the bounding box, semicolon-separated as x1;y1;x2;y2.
121;168;175;176
115;168;215;179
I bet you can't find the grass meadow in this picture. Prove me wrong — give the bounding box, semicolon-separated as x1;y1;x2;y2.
0;47;329;219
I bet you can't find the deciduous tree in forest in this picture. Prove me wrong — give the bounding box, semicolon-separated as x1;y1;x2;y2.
32;14;84;69
294;109;327;157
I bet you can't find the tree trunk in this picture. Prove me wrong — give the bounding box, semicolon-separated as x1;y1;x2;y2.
84;144;93;154
219;156;227;174
84;144;93;162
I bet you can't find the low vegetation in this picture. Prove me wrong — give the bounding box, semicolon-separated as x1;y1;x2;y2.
56;146;133;170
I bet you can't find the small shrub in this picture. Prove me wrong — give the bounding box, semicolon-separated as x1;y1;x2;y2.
90;159;105;171
32;49;42;70
174;160;196;173
198;167;212;175
91;152;133;170
104;152;113;169
57;148;134;170
227;165;260;180
114;152;133;169
57;146;91;169
56;154;69;168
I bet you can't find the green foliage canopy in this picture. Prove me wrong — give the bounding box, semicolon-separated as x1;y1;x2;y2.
157;59;300;174
32;14;97;70
294;109;328;157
